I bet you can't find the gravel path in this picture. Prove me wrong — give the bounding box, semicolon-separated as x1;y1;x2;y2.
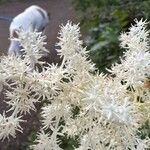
0;0;76;149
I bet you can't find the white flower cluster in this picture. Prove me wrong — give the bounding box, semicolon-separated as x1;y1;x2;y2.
110;19;150;88
0;20;150;150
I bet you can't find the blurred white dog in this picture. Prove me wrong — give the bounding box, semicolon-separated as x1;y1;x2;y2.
8;5;50;55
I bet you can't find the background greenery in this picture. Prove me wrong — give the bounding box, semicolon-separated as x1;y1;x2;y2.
73;0;150;72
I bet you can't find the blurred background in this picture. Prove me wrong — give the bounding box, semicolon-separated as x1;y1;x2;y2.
0;0;150;149
73;0;150;72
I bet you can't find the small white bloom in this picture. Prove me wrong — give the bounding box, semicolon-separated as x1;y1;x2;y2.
56;21;82;59
0;114;23;140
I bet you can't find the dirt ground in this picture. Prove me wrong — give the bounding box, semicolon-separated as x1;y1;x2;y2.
0;0;76;149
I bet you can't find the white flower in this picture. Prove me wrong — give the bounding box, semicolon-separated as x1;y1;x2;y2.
120;19;149;51
56;21;83;59
41;101;71;129
5;83;38;114
109;19;150;88
101;97;132;125
0;114;23;140
30;130;61;150
17;29;48;69
0;19;149;150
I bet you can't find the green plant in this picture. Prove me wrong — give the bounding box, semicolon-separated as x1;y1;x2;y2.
73;0;150;72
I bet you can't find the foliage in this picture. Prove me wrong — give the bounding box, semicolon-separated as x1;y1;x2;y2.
73;0;150;72
0;19;150;149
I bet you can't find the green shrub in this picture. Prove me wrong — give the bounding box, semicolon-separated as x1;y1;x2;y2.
73;0;150;72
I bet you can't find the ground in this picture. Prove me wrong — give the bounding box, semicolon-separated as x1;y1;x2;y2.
0;0;76;149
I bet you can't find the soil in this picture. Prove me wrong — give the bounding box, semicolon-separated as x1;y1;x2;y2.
0;0;76;149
